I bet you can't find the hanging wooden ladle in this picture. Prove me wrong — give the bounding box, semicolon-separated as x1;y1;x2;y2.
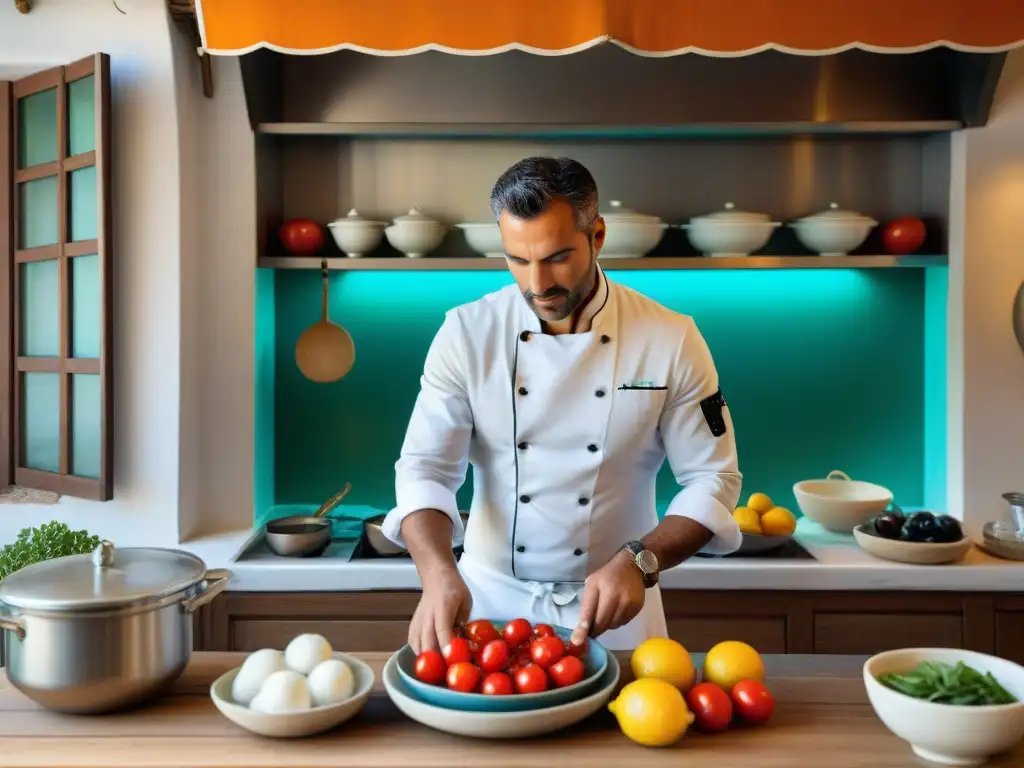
295;260;355;383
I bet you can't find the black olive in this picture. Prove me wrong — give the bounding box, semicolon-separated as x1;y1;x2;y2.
931;515;963;543
873;513;906;540
902;511;937;542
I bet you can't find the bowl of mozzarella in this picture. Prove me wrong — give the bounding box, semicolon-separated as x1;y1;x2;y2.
210;633;375;738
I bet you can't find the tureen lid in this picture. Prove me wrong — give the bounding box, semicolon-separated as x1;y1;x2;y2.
691;202;771;224
0;541;208;612
393;206;441;225
329;208;386;227
601;200;663;225
797;202;873;222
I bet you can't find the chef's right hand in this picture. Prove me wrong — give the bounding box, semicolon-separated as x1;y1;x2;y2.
409;564;473;655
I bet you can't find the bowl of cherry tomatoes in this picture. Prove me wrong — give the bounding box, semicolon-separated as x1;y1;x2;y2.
397;618;609;713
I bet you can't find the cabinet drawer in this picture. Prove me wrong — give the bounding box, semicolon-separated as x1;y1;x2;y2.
231;619;410;653
667;618;786;653
996;611;1024;665
814;613;962;655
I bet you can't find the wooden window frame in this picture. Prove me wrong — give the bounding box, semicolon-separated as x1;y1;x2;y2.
2;54;113;501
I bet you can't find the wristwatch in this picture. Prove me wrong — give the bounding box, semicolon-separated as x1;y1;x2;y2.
620;540;659;587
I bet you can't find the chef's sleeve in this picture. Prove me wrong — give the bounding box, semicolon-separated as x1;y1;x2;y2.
381;310;472;548
659;316;743;556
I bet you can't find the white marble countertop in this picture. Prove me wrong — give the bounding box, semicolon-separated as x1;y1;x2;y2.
177;517;1023;592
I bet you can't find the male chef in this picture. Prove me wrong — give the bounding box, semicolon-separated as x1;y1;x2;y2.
380;156;742;653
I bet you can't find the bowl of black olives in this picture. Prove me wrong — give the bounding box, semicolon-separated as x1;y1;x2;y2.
853;510;973;564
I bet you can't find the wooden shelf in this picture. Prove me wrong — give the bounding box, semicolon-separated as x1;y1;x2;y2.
258;255;948;271
254;121;962;139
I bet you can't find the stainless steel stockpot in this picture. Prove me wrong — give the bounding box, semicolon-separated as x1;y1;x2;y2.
0;540;230;714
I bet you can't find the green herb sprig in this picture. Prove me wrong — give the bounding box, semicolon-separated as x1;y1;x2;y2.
0;521;102;581
879;660;1018;706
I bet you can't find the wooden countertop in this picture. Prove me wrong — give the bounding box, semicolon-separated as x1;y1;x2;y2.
1;652;1021;767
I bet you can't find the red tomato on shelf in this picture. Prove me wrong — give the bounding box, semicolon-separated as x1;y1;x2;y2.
481;672;514;696
446;661;481;693
465;620;501;646
413;649;446;686
686;682;734;732
478;639;511;673
548;655;585;688
514;664;549;694
278;218;325;256
530;635;566;668
442;637;472;666
502;618;533;648
731;680;775;725
882;217;926;255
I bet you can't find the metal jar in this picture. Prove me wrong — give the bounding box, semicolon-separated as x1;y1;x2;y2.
0;540;230;714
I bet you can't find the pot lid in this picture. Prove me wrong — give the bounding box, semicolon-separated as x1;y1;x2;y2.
329;208;386;227
393;206;441;225
0;541;208;612
691;202;771;224
601;200;663;225
797;202;873;222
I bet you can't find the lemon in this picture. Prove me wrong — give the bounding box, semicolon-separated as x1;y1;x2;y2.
761;506;797;536
703;640;765;693
608;678;695;747
733;506;761;535
631;637;696;692
746;492;774;515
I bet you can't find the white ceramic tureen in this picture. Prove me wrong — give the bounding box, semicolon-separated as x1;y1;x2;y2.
456;222;504;258
599;200;668;258
788;202;878;256
385;207;446;259
326;209;387;258
681;202;781;257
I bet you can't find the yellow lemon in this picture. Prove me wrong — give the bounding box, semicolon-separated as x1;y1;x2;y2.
746;492;775;515
733;506;762;535
608;678;695;747
761;506;797;536
631;637;696;692
703;640;765;693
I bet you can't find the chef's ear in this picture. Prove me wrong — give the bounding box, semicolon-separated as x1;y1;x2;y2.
591;216;606;248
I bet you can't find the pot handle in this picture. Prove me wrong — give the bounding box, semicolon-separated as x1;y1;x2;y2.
182;568;232;614
827;470;851;481
0;602;25;640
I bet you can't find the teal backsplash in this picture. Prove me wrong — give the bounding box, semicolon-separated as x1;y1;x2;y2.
255;266;948;520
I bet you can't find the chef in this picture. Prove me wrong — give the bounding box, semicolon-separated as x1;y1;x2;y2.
380;156;742;653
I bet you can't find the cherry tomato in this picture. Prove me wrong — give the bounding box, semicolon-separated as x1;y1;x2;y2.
478;639;510;673
566;639;587;658
465;620;501;646
731;680;775;725
503;618;532;648
442;637;472;665
413;649;446;686
882;216;926;255
507;647;531;674
533;623;556;638
686;682;733;732
446;661;481;693
530;635;565;668
481;672;514;696
548;655;585;688
278;218;324;256
514;664;549;694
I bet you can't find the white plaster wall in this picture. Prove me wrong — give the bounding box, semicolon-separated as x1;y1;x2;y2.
0;0;184;546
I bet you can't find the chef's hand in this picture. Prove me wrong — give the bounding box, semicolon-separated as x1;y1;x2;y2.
571;551;646;645
409;564;473;655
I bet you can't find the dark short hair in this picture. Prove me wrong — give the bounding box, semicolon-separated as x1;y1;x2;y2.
489;156;599;231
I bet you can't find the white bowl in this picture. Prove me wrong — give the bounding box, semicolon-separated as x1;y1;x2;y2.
793;469;893;532
681;203;781;257
457;222;504;258
788;202;878;256
864;648;1024;765
853;525;974;565
327;209;387;258
385;207;446;258
382;646;621;739
210;651;375;738
600;200;667;258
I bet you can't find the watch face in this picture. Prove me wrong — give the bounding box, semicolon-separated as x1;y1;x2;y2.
637;550;659;574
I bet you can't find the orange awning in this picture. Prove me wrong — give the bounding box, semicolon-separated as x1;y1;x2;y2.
195;0;1024;57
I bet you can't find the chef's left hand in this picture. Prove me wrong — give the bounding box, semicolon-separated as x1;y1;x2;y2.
570;550;646;645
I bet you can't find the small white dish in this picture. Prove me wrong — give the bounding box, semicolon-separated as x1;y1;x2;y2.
680;202;780;257
793;469;893;532
457;222;504;258
385;207;446;258
864;648;1024;766
853;525;973;565
326;209;387;258
788;202;877;256
599;200;667;258
210;651;375;738
382;646;620;739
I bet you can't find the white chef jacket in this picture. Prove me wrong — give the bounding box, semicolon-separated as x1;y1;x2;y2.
381;266;742;649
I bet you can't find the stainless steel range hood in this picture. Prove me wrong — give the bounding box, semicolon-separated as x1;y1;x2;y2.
238;45;1007;137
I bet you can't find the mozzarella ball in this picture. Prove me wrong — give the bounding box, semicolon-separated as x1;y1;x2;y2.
284;633;333;675
307;658;356;707
231;648;286;706
250;670;311;713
